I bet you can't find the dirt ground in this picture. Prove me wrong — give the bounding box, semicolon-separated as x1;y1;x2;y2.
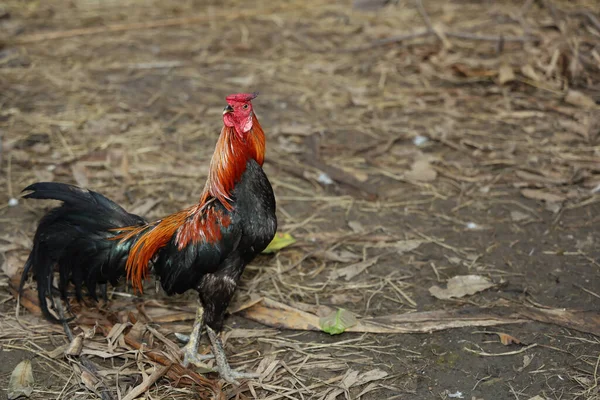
1;0;599;399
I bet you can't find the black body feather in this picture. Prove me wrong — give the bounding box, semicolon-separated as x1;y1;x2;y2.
21;159;277;331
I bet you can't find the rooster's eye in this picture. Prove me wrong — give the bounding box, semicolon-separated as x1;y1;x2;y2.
243;104;249;110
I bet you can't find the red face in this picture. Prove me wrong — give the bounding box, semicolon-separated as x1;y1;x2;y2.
223;92;258;137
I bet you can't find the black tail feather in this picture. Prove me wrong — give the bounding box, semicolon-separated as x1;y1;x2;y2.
20;182;147;321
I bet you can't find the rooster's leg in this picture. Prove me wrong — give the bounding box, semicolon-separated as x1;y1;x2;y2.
181;305;213;368
206;325;259;384
99;283;108;302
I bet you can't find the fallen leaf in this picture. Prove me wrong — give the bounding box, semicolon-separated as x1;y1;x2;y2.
70;162;89;188
510;211;530;222
262;233;296;254
515;354;535;372
516;170;567;185
339;166;369;182
452;64;496;78
319;308;358;335
498;63;515;84
355;369;388;386
347;220;365;233
8;360;34;400
520;189;565;203
405;158;437;182
65;335;84;356
329;293;363;305
520;64;540;81
429;275;495;300
340;370;360;390
229;297;590;335
565;90;596;109
314;249;360;263
1;252;25;277
81;371;98;392
395;240;423;254
496;332;522;345
557;118;591;140
330;257;380;281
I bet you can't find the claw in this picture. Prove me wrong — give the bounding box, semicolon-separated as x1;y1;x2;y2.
216;368;260;385
206;325;259;385
181;341;214;370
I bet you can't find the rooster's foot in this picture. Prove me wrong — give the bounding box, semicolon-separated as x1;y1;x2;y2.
181;342;214;369
216;366;260;385
206;325;259;385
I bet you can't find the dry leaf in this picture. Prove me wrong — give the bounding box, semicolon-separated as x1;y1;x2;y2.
405;158;437;182
429;275;495;300
557;118;591;140
520;64;540;81
330;257;380;281
395;240;423;254
65;335;84;356
340;370;360;390
339;166;369;182
8;360;34;400
329;293;363;305
1;252;25;277
515;354;535;372
565;90;596;109
516;170;567;185
510;211;529;222
347;220;365;233
452;64;496;78
355;369;388;386
314;249;360;263
232;297;552;334
496;332;522;346
520;189;565;203
70;162;89;188
81;371;98;392
498;63;515;84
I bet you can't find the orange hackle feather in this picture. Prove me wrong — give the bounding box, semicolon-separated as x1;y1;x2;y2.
114;113;266;293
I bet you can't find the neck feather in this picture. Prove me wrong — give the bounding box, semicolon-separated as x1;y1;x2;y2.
200;114;265;210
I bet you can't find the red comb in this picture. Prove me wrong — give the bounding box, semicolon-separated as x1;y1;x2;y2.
226;92;259;103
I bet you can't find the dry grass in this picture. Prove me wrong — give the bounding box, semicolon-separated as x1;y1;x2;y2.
1;0;600;398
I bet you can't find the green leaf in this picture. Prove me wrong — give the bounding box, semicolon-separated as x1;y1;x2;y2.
262;233;296;254
319;308;357;335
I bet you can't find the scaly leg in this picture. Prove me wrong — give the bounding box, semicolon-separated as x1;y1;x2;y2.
181;305;213;368
206;325;259;385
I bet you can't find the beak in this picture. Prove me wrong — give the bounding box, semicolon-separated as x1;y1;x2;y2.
223;105;234;114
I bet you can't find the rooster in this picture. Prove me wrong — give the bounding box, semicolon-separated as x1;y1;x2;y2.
19;92;277;383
